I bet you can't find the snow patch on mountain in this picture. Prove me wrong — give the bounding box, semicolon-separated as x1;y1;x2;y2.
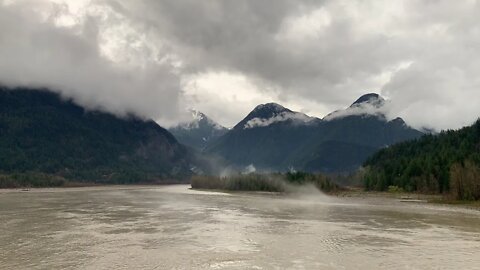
323;93;391;121
252;103;287;113
244;111;316;129
177;109;226;130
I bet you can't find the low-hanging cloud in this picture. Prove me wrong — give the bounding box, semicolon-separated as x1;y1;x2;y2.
0;0;182;125
1;0;480;130
323;101;393;122
244;111;317;129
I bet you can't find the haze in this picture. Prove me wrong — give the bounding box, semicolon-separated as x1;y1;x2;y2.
1;0;479;130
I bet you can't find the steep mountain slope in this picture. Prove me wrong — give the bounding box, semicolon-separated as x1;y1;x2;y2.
205;94;423;173
206;103;319;170
289;115;423;172
234;103;318;129
169;110;227;150
0;87;195;183
364;119;480;199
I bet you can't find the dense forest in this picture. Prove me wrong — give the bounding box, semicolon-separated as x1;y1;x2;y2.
0;87;197;187
363;119;480;200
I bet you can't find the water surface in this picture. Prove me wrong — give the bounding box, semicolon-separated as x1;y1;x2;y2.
1;185;479;269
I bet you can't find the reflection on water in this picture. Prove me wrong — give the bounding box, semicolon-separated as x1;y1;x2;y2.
1;185;479;269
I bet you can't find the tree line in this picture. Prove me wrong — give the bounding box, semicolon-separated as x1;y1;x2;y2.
191;172;342;193
363;119;480;200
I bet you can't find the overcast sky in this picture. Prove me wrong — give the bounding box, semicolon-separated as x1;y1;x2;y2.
1;0;479;130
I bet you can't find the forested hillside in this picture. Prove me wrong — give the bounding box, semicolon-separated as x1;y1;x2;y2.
0;87;196;187
364;120;480;200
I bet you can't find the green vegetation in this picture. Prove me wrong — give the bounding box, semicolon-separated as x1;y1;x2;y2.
191;172;343;193
449;161;480;201
0;173;66;188
0;88;195;187
364;119;480;200
191;174;284;192
387;185;404;193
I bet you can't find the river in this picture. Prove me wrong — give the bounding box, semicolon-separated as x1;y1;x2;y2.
0;185;479;269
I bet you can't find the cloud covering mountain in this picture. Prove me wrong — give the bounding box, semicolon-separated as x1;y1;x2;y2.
1;0;479;130
169;110;227;150
205;93;423;173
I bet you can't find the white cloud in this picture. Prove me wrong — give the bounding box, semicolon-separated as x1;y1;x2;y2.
1;0;480;130
180;71;279;127
277;7;332;42
244;111;316;129
323;101;392;121
0;0;183;126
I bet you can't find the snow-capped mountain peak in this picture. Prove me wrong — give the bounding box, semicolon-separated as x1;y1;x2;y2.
177;109;225;131
324;93;389;121
169;110;227;149
244;111;317;129
252;103;289;114
350;93;385;108
235;102;318;129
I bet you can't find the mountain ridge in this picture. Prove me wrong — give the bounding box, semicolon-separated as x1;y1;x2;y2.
204;93;423;173
0;87;198;183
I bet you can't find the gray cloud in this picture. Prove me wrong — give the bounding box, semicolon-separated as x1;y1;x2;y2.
323;102;392;122
0;0;182;125
244;111;316;129
1;0;479;130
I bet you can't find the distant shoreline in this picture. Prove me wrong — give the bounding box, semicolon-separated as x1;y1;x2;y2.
0;176;190;190
0;183;189;194
191;185;480;210
332;188;480;209
3;183;479;210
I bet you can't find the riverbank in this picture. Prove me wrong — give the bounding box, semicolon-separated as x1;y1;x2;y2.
0;183;187;194
191;173;343;194
0;180;293;195
0;172;189;189
191;182;480;210
333;187;480;209
3;180;479;210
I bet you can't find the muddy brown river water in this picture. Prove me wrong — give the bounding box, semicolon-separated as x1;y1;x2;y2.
1;185;479;269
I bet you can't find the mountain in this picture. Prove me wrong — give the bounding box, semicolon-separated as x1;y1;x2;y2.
292;115;423;172
323;92;386;120
234;103;318;129
351;93;385;107
364;119;480;200
206;103;320;170
0;87;197;184
169;110;227;150
205;94;423;173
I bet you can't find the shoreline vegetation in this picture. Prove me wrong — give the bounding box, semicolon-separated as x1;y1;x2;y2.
191;172;344;194
364;119;480;201
2;173;479;209
0;173;67;189
191;175;480;209
2;171;478;208
336;187;480;208
190;172;480;208
0;172;188;189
